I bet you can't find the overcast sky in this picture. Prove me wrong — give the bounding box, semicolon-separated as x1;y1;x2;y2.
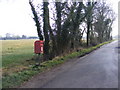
0;0;119;37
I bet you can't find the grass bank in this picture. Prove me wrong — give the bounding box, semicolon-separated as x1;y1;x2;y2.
2;40;114;88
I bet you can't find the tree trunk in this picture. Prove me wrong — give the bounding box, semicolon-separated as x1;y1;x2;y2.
43;2;50;60
87;22;90;46
55;2;62;55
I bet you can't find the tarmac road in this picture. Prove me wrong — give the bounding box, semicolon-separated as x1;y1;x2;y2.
21;41;118;88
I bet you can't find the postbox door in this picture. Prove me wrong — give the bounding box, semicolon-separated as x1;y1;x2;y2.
34;40;44;54
34;41;41;54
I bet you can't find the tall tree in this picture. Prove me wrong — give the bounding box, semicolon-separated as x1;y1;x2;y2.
71;2;83;49
94;2;115;43
43;2;50;60
55;2;62;55
85;1;97;46
29;0;43;40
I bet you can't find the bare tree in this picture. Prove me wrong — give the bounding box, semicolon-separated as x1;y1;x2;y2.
29;0;43;40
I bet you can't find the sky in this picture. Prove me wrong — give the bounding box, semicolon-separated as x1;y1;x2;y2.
0;0;119;37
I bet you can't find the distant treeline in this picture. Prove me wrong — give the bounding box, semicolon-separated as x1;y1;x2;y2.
0;34;38;40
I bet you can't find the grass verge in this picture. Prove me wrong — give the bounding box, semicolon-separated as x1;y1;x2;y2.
2;40;114;88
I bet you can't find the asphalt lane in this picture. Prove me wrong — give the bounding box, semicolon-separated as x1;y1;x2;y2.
41;41;118;88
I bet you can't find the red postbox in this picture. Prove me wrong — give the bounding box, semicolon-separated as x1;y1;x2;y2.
34;40;44;54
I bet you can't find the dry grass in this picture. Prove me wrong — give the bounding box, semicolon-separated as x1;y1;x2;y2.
2;39;37;75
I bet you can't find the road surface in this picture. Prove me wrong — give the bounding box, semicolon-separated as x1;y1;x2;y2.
21;41;118;88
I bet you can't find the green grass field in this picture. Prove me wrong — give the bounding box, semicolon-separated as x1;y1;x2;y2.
2;39;37;75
